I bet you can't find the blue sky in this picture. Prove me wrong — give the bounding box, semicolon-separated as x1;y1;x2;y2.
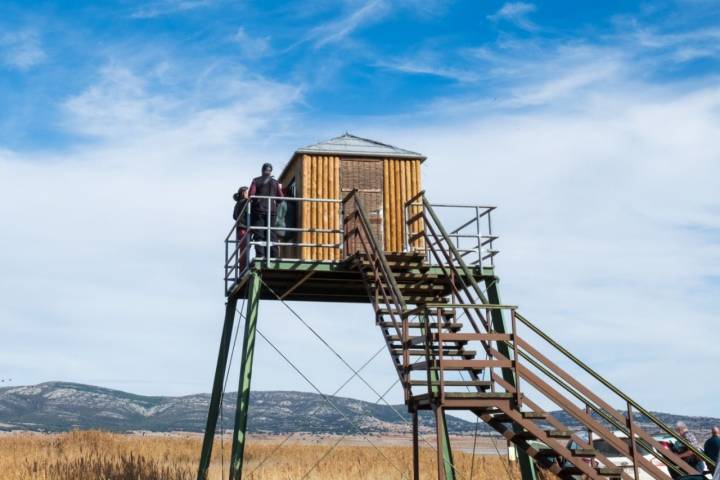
1;0;719;417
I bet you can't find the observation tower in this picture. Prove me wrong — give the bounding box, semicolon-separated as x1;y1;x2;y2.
197;134;714;480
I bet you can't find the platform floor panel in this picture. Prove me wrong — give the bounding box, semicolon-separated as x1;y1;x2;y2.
228;258;494;303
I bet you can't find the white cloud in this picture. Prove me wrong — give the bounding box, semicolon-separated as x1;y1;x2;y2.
488;2;538;31
306;0;391;48
0;59;312;397
61;64;302;146
2;8;720;420
130;0;215;19
233;27;271;59
0;31;46;70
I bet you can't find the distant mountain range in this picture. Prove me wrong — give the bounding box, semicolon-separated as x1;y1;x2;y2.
1;382;718;439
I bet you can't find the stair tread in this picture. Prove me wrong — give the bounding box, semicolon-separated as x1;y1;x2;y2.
492;411;549;422
414;392;514;400
376;309;456;317
378;322;463;330
389;349;476;357
561;466;622;476
409;380;492;387
516;429;574;439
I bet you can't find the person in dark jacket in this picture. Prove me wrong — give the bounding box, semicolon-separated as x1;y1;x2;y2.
232;186;249;270
705;427;720;474
248;163;283;258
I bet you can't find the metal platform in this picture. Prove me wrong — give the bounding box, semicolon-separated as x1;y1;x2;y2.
227;256;495;303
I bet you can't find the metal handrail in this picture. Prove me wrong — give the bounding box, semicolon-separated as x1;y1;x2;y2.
515;312;716;470
345;191;407;311
405;198;497;269
224;195;344;295
414;193;711;477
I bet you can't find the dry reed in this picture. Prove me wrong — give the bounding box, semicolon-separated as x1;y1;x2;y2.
0;430;523;479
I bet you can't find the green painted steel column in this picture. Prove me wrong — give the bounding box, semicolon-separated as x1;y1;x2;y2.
229;272;261;480
197;296;239;480
434;406;456;480
485;276;538;480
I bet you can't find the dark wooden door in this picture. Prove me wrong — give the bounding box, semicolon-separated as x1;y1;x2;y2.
341;159;384;254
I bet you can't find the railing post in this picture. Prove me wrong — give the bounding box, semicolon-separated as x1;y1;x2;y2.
475;206;481;269
438;325;445;404
225;234;229;295
266;197;271;266
403;200;408;252
511;308;522;408
246;199;252;269
487;209;494;267
627;403;640;480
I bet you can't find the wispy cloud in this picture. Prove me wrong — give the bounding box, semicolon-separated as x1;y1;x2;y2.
62;63;302;145
0;31;46;70
306;0;391;48
487;2;538;31
376;57;480;83
131;0;216;19
232;27;271;59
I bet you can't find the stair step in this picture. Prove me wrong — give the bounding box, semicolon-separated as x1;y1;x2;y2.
537;447;596;457
436;332;514;342
384;252;426;262
409;380;493;387
516;429;574;440
561;466;622;477
409;360;511;370
377;322;463;330
413;392;514;403
354;259;429;271
371;282;444;292
403;296;449;304
376;308;456;318
492;411;548;422
390;349;476;357
407;335;468;346
385;335;466;350
521;411;547;419
392;272;440;282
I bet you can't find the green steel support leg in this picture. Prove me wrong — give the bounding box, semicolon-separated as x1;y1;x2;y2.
434;405;456;480
197;296;239;480
486;276;538;480
229;272;261;480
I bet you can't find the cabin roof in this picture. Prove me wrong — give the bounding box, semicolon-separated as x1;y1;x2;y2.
294;133;426;160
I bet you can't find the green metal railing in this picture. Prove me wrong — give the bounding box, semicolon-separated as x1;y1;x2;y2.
411;193;714;479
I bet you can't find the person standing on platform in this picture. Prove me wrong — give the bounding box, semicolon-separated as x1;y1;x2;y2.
233;186;249;270
248;163;283;258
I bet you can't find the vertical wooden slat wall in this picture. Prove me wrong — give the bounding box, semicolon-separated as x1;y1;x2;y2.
299;154;341;261
383;158;423;253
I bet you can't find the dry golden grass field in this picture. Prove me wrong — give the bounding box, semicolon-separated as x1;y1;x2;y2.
0;430;524;479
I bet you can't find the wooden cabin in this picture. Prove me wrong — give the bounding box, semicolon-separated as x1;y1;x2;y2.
278;133;425;261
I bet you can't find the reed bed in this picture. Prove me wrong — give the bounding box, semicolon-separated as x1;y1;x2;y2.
0;430;523;479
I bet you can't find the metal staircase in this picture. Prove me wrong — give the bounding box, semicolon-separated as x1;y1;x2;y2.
342;190;715;480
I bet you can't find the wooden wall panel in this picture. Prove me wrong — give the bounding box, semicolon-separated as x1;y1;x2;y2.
298;154;341;261
287;153;421;260
382;158;423;253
